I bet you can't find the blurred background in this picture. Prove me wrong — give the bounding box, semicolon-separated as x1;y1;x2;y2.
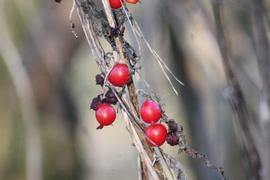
1;0;270;180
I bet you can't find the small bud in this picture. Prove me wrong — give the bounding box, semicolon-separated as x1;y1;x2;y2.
166;133;179;146
90;96;102;111
96;74;105;86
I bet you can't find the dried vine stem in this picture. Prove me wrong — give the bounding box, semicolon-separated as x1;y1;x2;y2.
73;0;181;179
100;1;176;179
71;0;228;179
72;1;218;180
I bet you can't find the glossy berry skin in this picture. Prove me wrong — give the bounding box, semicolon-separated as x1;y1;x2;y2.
126;0;139;4
95;103;116;126
109;0;124;9
140;100;162;123
108;63;131;87
145;123;167;146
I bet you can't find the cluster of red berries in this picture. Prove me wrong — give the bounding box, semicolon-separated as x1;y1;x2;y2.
91;63;131;129
140;100;167;147
109;0;140;9
92;63;168;147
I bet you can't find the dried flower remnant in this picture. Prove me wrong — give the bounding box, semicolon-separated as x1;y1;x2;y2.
165;119;226;179
166;133;179;146
90;95;102;111
95;74;105;86
167;119;178;133
103;89;118;105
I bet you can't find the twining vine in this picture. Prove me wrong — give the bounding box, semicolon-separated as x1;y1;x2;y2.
56;0;226;179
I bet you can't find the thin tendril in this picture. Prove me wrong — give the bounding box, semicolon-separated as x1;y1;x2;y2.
120;3;142;56
69;0;78;38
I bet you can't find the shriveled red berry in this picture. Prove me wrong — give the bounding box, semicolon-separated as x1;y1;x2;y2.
145;123;167;146
95;103;116;126
140;100;162;123
109;0;125;9
108;63;131;87
126;0;139;4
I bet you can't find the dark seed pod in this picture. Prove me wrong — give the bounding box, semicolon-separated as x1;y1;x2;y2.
105;89;116;98
96;74;105;86
166;133;179;146
103;89;118;105
103;97;118;105
90;96;102;111
167;119;178;133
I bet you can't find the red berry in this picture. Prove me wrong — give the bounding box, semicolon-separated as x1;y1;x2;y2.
108;63;131;87
126;0;139;4
145;123;167;146
95;103;116;126
109;0;125;9
140;100;162;123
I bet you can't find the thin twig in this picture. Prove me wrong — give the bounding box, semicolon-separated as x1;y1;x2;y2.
100;1;164;179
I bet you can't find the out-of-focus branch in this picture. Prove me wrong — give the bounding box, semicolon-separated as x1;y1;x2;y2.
0;1;42;180
251;0;270;179
212;0;262;179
